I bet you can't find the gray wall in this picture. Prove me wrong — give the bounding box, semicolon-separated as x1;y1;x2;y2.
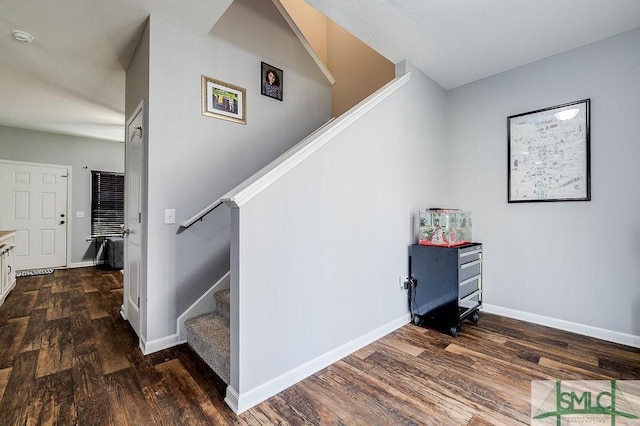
140;0;333;343
446;28;640;336
0;125;124;265
232;61;447;395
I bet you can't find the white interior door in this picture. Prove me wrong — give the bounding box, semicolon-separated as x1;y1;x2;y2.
123;102;144;337
0;161;69;270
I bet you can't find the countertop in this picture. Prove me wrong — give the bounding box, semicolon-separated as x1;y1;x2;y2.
0;230;16;241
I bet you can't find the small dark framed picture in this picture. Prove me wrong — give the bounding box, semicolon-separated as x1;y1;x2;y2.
261;62;283;101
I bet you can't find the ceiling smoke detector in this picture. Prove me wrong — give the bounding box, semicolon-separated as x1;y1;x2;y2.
12;30;34;43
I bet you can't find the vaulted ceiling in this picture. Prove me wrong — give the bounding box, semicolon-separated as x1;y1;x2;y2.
1;0;639;142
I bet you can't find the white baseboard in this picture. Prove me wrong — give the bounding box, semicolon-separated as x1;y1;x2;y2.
227;313;411;414
140;333;184;355
224;386;240;414
68;261;96;268
482;304;640;349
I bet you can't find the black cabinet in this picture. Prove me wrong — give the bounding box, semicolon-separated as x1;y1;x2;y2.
409;243;482;337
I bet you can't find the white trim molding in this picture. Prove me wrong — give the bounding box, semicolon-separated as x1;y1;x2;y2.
483;304;640;349
68;261;97;268
223;73;411;209
140;333;182;355
271;0;335;86
226;313;411;414
176;271;231;340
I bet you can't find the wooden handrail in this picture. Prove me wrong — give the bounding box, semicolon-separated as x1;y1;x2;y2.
223;73;411;209
180;73;410;228
179;199;224;229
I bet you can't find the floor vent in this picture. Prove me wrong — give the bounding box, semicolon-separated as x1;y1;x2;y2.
16;268;55;277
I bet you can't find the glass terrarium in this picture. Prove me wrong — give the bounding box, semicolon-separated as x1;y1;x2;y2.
418;209;472;247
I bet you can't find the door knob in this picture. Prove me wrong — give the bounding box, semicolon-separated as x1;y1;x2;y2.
59;220;65;225
60;213;65;218
122;228;130;236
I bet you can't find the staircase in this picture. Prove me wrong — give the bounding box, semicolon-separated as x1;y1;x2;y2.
185;289;230;384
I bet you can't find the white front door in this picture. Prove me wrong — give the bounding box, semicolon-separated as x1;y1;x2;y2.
0;160;69;270
123;102;144;337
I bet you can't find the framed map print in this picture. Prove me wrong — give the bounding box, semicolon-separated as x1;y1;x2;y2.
508;99;590;203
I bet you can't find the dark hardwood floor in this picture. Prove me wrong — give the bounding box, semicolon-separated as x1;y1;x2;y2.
0;267;638;425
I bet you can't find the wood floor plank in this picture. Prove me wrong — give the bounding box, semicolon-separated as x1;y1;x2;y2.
275;385;348;425
141;380;185;425
32;284;53;311
296;376;377;426
155;358;226;425
73;344;113;425
36;317;73;378
250;397;310;426
0;350;39;425
505;335;600;366
101;272;123;291
344;348;474;425
70;308;97;354
81;279;99;293
76;390;113;425
312;362;430;425
0;367;11;402
72;345;107;401
1;267;638;425
538;356;612;379
92;316;132;375
20;309;47;352
436;366;531;424
467;414;499;426
0;316;29;369
103;368;156;425
384;336;425;356
84;290;109;320
68;286;87;313
2;290;37;319
13;275;44;292
170;345;228;401
45;290;70;321
24;369;76;425
333;358;458;425
50;275;70;294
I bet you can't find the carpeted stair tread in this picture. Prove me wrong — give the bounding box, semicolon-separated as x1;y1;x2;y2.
214;289;230;322
185;312;230;384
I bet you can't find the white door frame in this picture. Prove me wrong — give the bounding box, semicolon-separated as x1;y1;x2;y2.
122;100;146;343
0;159;72;269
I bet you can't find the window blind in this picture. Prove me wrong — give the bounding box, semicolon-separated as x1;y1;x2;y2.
91;170;124;236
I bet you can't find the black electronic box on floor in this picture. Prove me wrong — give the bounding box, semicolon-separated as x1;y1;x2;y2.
408;243;483;337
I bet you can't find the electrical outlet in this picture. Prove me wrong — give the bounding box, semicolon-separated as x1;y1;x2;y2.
399;274;408;289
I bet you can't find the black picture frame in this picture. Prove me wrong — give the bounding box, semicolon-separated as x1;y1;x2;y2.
261;62;283;101
507;99;591;203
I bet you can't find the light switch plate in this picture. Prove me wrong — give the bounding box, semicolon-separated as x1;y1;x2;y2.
76;211;85;218
165;208;176;224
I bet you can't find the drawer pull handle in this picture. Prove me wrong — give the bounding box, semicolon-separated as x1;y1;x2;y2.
459;274;481;287
460;259;481;269
460;289;481;304
460;249;482;258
